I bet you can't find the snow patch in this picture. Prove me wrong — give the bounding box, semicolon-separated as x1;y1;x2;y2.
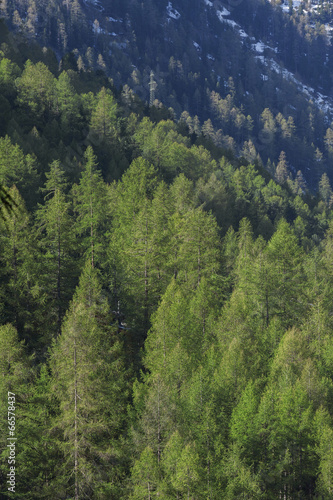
193;41;201;50
167;2;181;20
252;42;265;53
204;0;213;6
256;55;333;118
238;29;248;38
217;9;235;24
223;18;239;28
84;0;104;11
219;6;231;16
252;41;278;53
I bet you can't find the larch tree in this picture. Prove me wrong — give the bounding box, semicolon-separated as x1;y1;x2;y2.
72;146;109;269
50;262;130;499
56;71;80;131
108;157;166;347
90;87;118;142
35;160;78;337
0;186;39;346
0;324;34;497
16;60;56;121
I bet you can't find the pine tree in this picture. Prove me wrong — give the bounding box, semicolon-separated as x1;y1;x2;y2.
316;414;333;498
275;151;289;184
319;172;332;206
108;157;163;345
173;442;202;499
0;186;39;346
0;135;39;210
180;366;224;499
172;206;221;287
264;218;305;329
50;262;130;499
35;160;78;337
72;146;109;269
130;446;160;499
15;365;63;499
90;87;118;142
0;324;33;497
56;71;80;130
16;61;56;120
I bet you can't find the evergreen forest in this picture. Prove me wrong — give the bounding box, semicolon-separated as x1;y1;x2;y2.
2;1;333;498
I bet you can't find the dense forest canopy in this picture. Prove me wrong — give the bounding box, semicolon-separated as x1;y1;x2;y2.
2;0;333;186
2;1;333;499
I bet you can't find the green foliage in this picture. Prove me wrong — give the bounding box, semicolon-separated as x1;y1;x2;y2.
50;262;130;498
0;323;34;496
16;60;56;120
90;86;118;141
1;24;333;498
72;146;109;268
0;135;39;209
0;186;39;346
35;160;78;338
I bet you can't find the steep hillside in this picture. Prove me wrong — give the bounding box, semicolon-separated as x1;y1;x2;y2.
2;0;333;186
3;4;333;499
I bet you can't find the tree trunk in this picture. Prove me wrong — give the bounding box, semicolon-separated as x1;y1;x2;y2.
74;338;79;500
90;195;94;268
144;217;149;334
57;220;61;335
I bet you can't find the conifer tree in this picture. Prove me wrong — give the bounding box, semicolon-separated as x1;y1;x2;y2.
0;186;38;345
319;172;332;206
72;146;109;269
275;151;289;184
0;324;33;496
35;160;77;337
16;61;56;120
316;416;333;498
172;206;221;287
130;446;160;499
50;262;130;499
15;365;63;499
264;218;305;329
108;157;165;344
56;71;80;131
0;135;39;210
90;87;118;142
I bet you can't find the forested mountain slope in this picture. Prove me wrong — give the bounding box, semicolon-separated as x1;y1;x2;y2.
2;3;333;500
2;0;333;186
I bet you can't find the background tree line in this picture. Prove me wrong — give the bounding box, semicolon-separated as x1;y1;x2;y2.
1;0;333;188
2;13;333;499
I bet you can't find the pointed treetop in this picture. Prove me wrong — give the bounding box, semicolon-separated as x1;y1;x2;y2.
43;160;68;197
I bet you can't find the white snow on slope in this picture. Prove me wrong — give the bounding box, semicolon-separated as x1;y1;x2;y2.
219;6;231;16
84;0;104;11
256;55;333;117
167;2;181;20
252;41;278;53
216;8;232;23
204;0;333;117
216;8;276;52
217;8;250;36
